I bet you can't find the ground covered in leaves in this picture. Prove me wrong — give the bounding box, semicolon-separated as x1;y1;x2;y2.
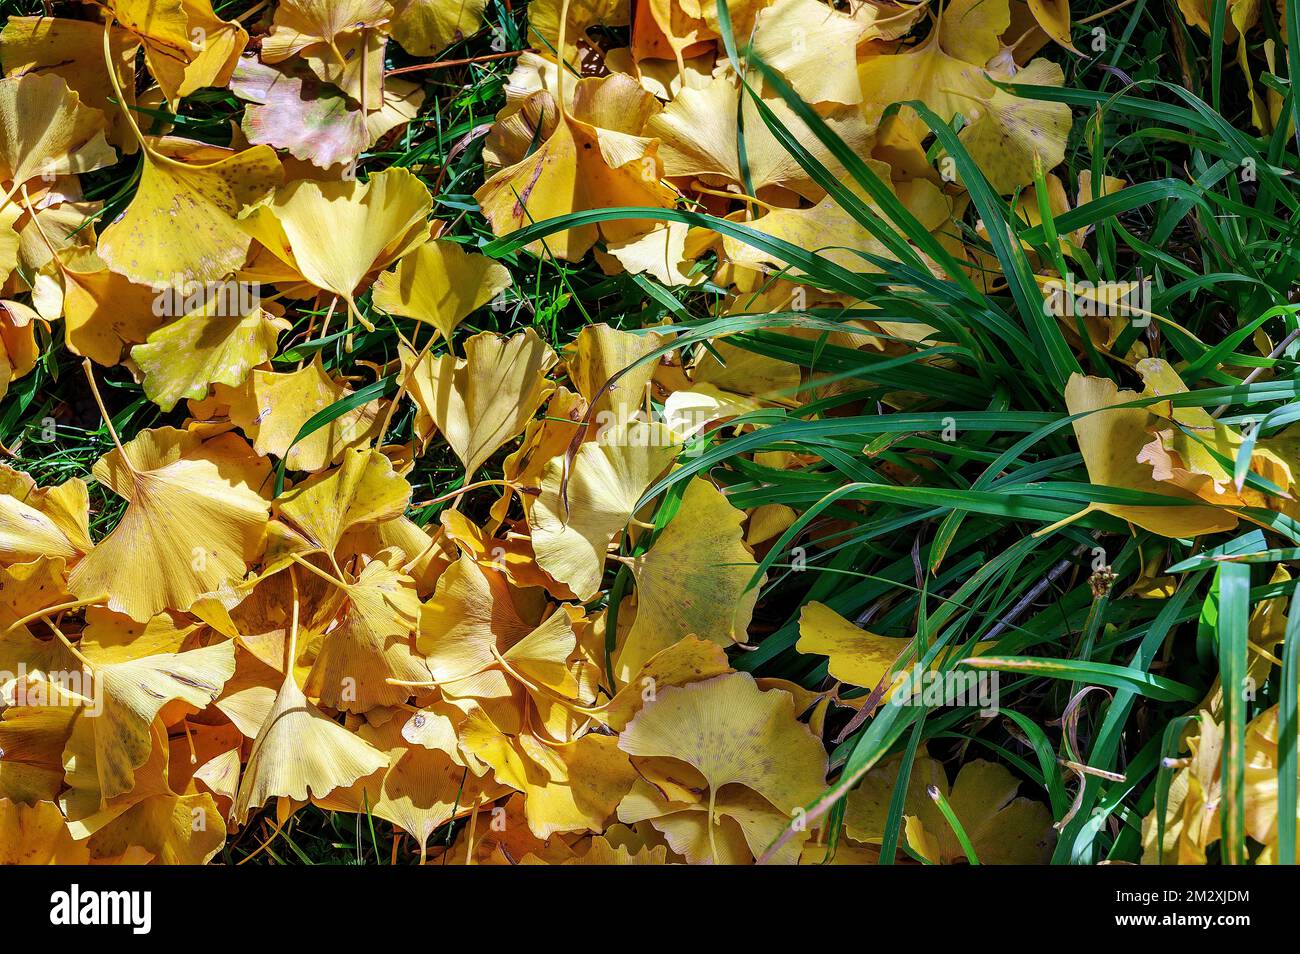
0;0;1296;866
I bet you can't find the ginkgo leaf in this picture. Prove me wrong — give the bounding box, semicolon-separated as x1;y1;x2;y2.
954;59;1072;196
262;0;393;108
1062;373;1239;537
616;479;762;680
0;73;116;189
225;356;385;471
848;752;1055;864
230;58;424;171
474;74;677;260
530;419;679;601
86;791;226;864
233;668;388;822
239;167;432;327
796;601;915;690
0;17;143;154
0;682;81;804
61;259;169;367
619;672;827;818
0;467;90;563
596;222;701;287
132;300;290;412
0;300;38;400
361;741;507;861
618;777;804;864
462;712;637;839
109;0;248;105
416;553;536;684
723;176;951;277
98;138;283;287
858;0;1070;193
749;0;876;106
546;833;670;865
402;328;558;473
66;639;237;803
528;0;628;69
599;636;731;730
303;555;429;711
228;58;372;169
273;447;411;556
565;323;671;420
67;428;272;622
392;0;489;54
372;240;511;342
646;72;874;201
0;798;87;863
1026;0;1077;50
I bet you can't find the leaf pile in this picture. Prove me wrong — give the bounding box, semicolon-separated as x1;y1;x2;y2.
0;0;1296;866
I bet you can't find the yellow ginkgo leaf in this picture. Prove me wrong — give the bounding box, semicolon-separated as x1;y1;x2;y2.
0;681;80;804
502;604;588;701
1142;712;1222;864
474;74;677;261
596;221;701;287
0;467;90;563
303;554;429;712
1061;373;1239;537
1026;0;1077;50
618;672;827;819
618;777;805;864
615;479;761;680
402;328;558;473
65;639;237;803
0;300;38;400
234;668;388;822
416;553;536;684
488;386;586;525
226;356;386;472
132;300;290;412
392;0;489;54
723;177;951;278
273;447;412;556
858;0;1071;194
0;17;143;154
61;258;169;367
0;798;87;863
322;728;507;862
598;636;732;730
530;419;679;601
97;137;283;288
109;0;247;105
462;713;637;839
86;790;226;864
371;239;510;343
953;59;1073;196
262;0;393;109
0;73;116;192
528;0;628;69
645;72;874;201
545;833;670;865
565;323;671;420
239;167;432;328
847;751;1054;863
67;428;272;622
749;0;876;106
909;759;1055;864
796;601;915;690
